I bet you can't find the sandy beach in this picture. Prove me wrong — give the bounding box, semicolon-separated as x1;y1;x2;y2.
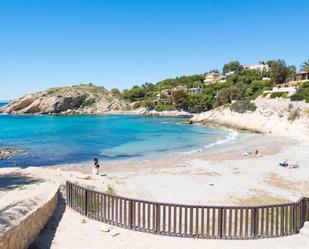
1;128;309;248
2;98;309;248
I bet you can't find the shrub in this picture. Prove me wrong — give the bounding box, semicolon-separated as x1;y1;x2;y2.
141;100;154;109
230;100;257;113
154;104;176;112
106;185;117;195
300;81;309;88
183;94;214;113
270;92;288;98
288;109;300;121
291;82;309;102
83;97;96;106
217;86;241;105
290;94;304;101
132;102;141;109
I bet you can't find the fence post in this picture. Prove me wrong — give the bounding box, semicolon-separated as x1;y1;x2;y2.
156;204;160;234
218;208;223;239
85;189;88;217
251;208;258;239
66;182;69;207
293;203;297;233
129;200;133;229
302;199;306;227
305;198;309;221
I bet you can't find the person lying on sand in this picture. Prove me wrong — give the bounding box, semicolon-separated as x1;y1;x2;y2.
279;160;299;169
279;160;289;167
241;149;261;157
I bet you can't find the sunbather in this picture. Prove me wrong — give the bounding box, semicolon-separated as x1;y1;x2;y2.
279;160;288;167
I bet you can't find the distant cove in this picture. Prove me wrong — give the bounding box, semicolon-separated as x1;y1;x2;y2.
0;115;239;167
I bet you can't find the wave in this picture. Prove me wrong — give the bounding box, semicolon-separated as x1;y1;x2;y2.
173;148;202;155
203;130;238;149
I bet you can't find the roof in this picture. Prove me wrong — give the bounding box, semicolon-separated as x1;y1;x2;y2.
296;71;309;75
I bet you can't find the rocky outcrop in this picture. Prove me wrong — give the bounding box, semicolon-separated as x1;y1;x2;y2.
0;148;24;160
143;109;193;118
0;83;128;115
191;97;309;142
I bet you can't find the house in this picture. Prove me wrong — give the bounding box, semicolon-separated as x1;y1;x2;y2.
204;72;220;84
225;71;235;77
289;72;309;85
244;64;270;72
187;87;203;94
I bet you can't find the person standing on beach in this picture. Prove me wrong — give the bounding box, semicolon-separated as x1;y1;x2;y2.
93;158;100;175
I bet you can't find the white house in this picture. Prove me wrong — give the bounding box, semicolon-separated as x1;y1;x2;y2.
244;64;270;72
187;87;203;94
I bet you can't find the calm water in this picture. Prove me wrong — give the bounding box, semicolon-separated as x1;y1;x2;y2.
0;114;237;167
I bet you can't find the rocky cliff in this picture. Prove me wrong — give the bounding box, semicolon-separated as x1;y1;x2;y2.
0;83;128;115
191;97;309;142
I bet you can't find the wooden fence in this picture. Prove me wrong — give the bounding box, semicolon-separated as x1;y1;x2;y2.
66;181;309;239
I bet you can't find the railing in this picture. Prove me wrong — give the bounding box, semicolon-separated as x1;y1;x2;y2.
66;181;309;239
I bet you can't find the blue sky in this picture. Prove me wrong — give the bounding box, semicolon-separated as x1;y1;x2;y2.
0;0;308;99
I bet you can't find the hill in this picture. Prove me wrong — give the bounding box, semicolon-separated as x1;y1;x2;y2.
0;83;128;115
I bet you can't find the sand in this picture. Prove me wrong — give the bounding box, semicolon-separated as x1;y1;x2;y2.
1;131;309;248
30;207;309;249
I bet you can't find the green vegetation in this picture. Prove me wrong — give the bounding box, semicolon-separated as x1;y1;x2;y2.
119;59;308;113
301;59;309;72
266;60;295;84
222;61;243;74
230;100;257;113
270;92;288;98
46;83;108;96
154;104;176;112
290;82;309;102
84;97;96;106
121;66;274;113
106;185;117;195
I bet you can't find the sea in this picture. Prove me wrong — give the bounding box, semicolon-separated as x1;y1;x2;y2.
0;113;240;167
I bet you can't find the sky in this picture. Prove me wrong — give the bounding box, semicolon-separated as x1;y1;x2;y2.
0;0;308;100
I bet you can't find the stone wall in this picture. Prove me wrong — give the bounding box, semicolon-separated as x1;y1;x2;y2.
0;185;59;249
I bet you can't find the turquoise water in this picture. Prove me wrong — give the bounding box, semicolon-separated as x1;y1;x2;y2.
0;114;236;167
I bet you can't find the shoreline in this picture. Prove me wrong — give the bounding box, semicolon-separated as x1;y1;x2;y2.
2;133;307;206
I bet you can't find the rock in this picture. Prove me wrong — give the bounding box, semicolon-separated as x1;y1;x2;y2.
0;83;128;115
110;230;120;237
0;148;24;159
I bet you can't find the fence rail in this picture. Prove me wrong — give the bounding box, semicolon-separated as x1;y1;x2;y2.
66;181;309;239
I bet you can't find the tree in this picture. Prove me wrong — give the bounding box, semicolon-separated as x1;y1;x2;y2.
222;61;243;75
111;88;121;97
217;86;241;105
267;60;295;84
301;59;309;72
207;69;220;74
183;94;214;113
122;85;146;101
172;89;187;108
